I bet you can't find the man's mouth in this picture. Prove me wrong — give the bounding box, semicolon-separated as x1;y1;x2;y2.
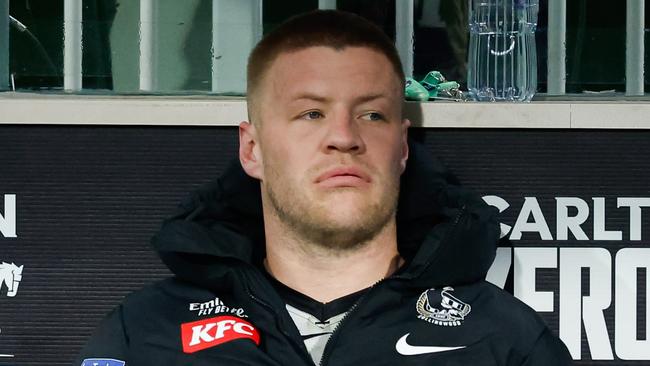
315;167;371;188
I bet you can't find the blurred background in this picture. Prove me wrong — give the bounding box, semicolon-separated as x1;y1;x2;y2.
3;0;649;96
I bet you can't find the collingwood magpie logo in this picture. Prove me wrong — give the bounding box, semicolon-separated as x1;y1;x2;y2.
416;287;471;326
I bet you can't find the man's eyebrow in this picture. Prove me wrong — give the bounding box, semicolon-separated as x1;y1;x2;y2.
353;93;388;104
290;93;388;104
291;93;330;103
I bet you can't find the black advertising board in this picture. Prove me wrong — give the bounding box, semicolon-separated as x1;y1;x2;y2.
0;125;649;365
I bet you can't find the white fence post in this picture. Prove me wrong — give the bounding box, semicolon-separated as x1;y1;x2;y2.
139;0;158;92
547;0;566;95
211;0;262;94
318;0;337;10
0;0;8;90
626;0;645;96
64;0;83;91
395;0;414;78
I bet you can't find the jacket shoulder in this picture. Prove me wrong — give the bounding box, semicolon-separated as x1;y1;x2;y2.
475;281;548;331
119;277;216;320
469;281;571;364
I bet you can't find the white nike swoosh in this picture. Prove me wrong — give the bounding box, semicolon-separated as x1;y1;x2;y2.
395;333;466;356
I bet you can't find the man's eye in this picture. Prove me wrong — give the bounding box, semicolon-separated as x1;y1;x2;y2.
303;111;323;120
361;112;385;121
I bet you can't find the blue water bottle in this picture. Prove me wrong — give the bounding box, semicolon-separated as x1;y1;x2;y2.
467;0;539;101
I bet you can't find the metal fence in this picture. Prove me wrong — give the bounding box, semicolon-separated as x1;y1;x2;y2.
0;0;646;96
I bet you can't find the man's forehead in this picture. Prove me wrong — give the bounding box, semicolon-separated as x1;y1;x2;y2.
264;46;402;100
269;45;392;73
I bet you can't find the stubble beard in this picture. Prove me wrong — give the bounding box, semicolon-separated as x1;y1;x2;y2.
264;163;400;253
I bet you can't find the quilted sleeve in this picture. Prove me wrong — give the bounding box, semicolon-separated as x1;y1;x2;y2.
74;305;129;366
520;327;573;366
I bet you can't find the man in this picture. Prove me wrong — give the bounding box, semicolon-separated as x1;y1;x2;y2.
77;10;572;366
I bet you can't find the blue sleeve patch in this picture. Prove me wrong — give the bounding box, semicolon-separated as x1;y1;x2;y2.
81;359;126;366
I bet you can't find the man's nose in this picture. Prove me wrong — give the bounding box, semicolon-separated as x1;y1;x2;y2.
323;112;366;154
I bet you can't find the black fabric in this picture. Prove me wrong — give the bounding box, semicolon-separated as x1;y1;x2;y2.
152;141;496;287
76;139;572;366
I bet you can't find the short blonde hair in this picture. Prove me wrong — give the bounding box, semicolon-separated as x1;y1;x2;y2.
246;10;405;123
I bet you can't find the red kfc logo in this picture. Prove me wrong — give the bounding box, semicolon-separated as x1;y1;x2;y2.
181;315;261;353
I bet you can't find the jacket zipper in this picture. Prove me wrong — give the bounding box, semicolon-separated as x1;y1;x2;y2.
246;283;317;366
247;290;295;340
317;277;387;366
318;205;468;366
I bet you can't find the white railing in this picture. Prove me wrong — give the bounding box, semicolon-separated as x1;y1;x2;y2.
318;0;337;10
546;0;645;96
139;0;158;92
63;0;82;91
47;0;650;96
3;95;650;129
547;0;566;95
211;0;262;94
395;0;415;78
0;0;8;90
626;0;645;96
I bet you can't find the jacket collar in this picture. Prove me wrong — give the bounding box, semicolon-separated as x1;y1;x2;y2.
152;140;499;290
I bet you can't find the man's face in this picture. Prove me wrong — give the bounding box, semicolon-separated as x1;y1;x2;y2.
241;46;409;250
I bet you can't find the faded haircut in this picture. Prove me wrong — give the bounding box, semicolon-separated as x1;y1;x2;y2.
246;10;405;124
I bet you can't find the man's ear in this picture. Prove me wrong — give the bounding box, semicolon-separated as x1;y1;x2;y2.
399;118;410;173
239;121;263;180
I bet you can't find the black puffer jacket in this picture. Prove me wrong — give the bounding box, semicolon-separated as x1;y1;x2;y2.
76;142;572;366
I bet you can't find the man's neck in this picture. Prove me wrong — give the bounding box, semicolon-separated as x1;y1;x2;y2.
264;220;402;303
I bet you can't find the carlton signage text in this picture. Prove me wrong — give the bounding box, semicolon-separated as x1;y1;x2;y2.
485;195;650;361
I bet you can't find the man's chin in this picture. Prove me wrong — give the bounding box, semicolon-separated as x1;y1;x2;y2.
306;205;391;240
266;181;398;250
301;219;384;251
314;188;376;208
316;203;377;223
316;185;371;196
